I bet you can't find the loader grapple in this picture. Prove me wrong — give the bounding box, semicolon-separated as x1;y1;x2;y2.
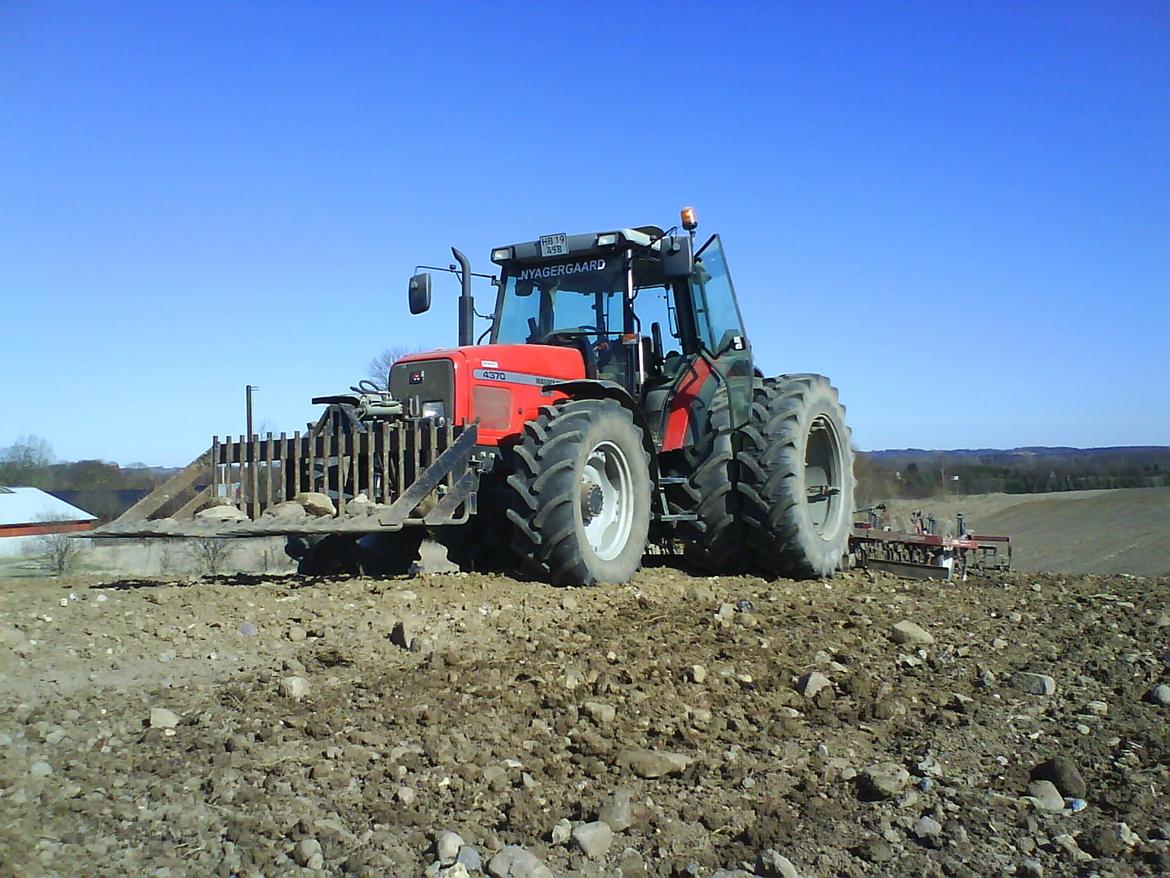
91;412;479;539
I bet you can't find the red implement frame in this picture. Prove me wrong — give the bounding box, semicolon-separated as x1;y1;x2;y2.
850;524;1011;580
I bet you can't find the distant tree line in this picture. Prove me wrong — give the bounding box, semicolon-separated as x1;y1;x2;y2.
1;435;165;521
854;446;1170;505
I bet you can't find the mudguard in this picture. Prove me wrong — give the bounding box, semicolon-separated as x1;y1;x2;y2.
542;379;660;482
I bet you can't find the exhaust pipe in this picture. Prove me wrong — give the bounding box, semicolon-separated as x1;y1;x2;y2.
452;247;474;347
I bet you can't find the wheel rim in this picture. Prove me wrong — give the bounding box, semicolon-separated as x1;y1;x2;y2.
579;440;634;561
805;414;843;534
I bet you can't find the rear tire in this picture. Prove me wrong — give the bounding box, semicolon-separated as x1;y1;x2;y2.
661;383;766;573
746;375;854;577
506;399;651;586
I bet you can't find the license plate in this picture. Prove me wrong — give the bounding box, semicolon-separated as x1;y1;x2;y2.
539;233;568;258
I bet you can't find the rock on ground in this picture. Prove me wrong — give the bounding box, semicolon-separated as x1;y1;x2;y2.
488;846;553;878
262;501;308;521
584;700;616;724
391;618;418;651
456;846;482;872
796;670;832;698
891;620;934;644
757;849;800;878
858;762;911;800
195;505;248;523
437;830;465;864
294;837;324;869
598;788;635;832
616;748;690;778
1031;755;1087;798
550;819;572;845
572;821;614;858
1012;672;1057;695
148;707;179;729
913;815;942;838
29;760;52;777
294;492;336;516
1026;779;1066;811
278;676;310;699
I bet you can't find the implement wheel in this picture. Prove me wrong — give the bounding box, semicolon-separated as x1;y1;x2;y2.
506;399;651;586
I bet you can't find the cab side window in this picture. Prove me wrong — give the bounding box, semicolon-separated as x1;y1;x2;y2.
688;235;745;354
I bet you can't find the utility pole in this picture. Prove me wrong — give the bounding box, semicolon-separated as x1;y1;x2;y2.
246;385;259;438
243;385;260;512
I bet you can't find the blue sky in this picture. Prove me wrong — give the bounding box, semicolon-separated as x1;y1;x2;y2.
2;2;1167;466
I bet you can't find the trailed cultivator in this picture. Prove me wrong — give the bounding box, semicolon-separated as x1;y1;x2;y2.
850;507;1012;580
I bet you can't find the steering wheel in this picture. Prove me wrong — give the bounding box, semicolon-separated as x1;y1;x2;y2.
537;326;613;367
350;379;383;395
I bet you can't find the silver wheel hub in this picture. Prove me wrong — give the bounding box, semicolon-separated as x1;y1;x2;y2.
579;483;604;523
805;415;843;534
579;440;634;562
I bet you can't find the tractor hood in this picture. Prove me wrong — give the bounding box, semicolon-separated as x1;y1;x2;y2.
391;344;586;445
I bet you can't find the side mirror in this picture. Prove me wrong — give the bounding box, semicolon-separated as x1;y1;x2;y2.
660;235;693;278
408;272;432;314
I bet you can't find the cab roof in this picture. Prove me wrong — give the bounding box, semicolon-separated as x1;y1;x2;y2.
491;226;668;266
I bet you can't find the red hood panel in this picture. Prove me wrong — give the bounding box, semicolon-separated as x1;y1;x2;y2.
394;344;586;444
397;344;586;381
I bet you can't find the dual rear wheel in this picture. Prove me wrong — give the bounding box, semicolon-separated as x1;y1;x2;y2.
664;374;854;578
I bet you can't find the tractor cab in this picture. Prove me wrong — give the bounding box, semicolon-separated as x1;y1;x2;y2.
488;213;756;440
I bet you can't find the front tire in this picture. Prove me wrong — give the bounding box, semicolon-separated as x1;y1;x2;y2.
288;531;423;576
506;399;652;586
747;375;854;577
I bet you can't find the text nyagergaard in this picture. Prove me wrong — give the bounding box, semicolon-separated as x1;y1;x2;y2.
518;259;608;280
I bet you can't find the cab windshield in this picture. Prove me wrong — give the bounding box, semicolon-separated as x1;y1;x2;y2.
493;255;627;346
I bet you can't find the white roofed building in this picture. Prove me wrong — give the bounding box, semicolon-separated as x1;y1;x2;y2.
0;487;97;557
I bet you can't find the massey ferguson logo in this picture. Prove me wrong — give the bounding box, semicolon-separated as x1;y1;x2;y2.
409;370;424;385
518;259;607;280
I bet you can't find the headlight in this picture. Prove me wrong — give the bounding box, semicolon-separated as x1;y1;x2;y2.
421;401;445;420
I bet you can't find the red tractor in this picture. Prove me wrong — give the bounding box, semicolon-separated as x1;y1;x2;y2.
101;209;855;586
